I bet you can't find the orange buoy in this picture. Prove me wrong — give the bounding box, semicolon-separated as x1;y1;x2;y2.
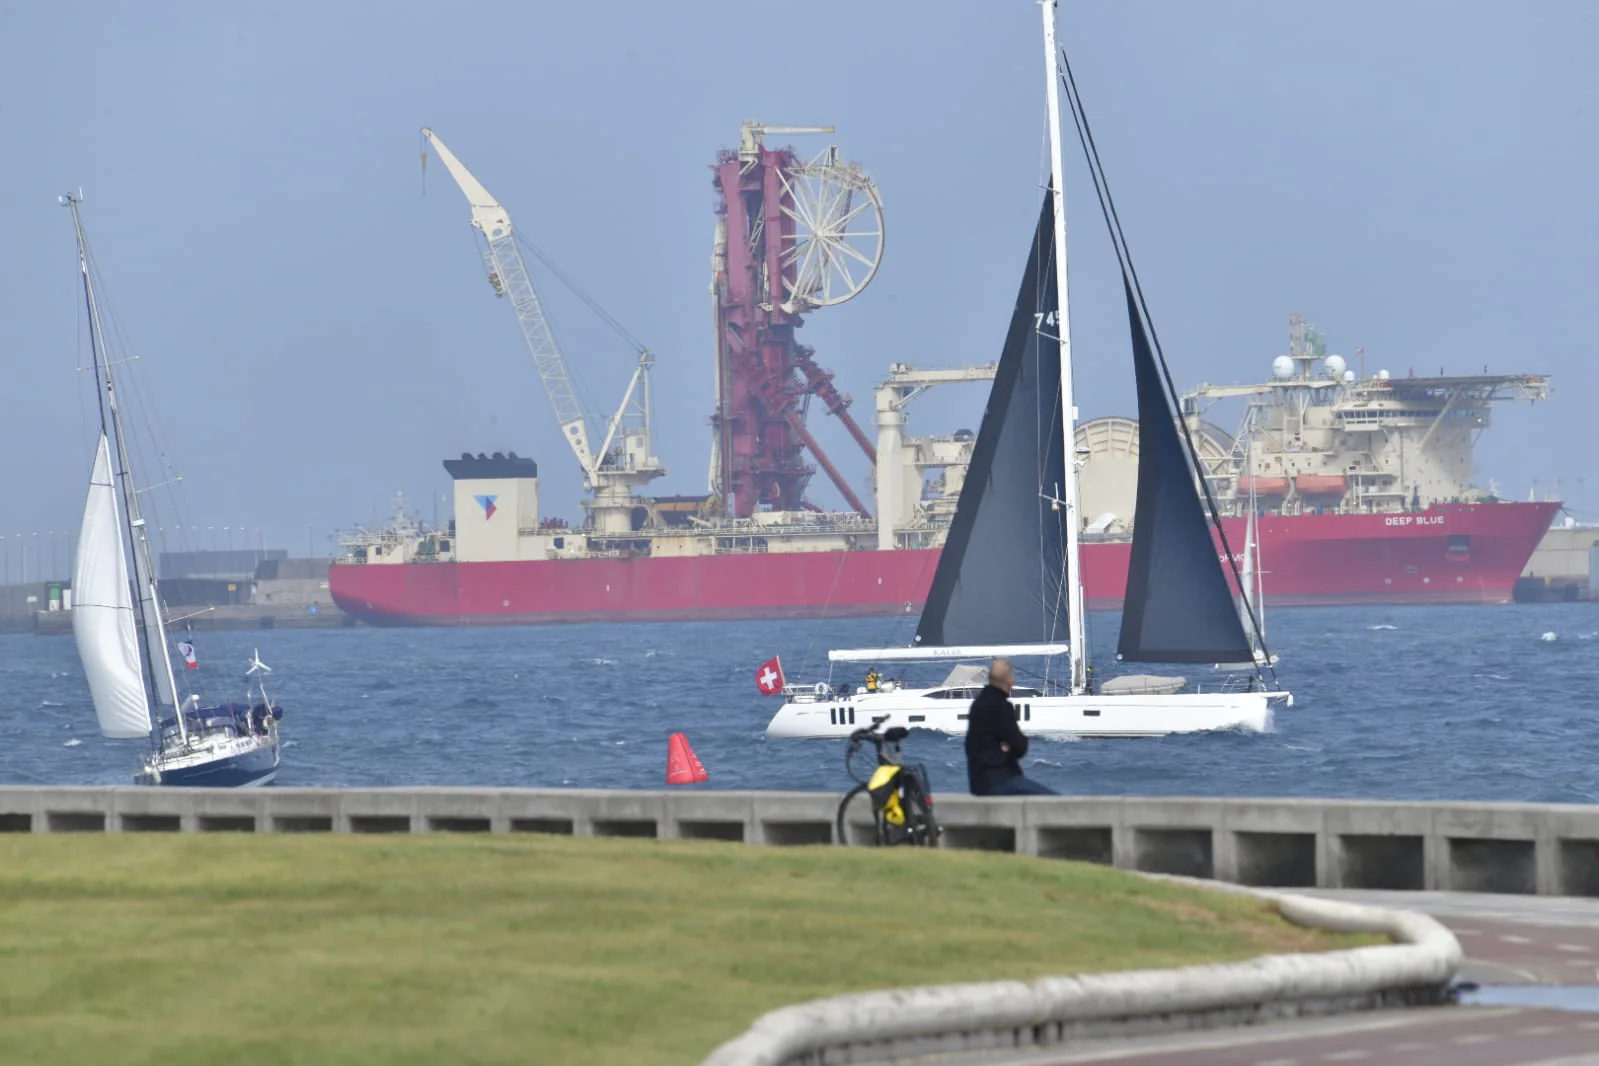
666;732;709;785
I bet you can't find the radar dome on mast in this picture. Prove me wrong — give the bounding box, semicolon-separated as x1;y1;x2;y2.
1342;370;1356;385
1323;355;1346;378
1271;355;1295;381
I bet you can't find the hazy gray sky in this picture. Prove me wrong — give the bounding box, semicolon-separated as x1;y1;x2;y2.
2;0;1593;565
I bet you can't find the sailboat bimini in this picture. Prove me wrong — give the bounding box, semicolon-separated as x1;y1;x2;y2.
764;1;1291;741
65;192;283;787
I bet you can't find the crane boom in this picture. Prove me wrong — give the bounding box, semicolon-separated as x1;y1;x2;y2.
420;127;596;479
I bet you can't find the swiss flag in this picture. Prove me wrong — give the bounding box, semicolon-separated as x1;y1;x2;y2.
755;656;785;696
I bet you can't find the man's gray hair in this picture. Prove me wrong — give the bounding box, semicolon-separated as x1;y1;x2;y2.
988;658;1014;686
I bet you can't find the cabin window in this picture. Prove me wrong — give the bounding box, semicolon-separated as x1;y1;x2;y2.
1083;709;1101;717
1446;534;1470;556
848;708;856;725
909;715;925;723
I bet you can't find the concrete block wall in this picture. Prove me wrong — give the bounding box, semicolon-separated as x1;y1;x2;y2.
4;788;1599;897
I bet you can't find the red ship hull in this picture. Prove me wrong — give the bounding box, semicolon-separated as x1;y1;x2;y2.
329;502;1560;625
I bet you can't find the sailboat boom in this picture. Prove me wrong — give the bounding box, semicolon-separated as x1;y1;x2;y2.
830;643;1071;664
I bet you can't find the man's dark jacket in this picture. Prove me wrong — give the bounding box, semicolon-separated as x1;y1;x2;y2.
964;684;1029;795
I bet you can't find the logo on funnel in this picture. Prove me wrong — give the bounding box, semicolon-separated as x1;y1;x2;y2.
474;494;498;520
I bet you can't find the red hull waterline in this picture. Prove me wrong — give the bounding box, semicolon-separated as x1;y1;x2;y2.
329;502;1562;626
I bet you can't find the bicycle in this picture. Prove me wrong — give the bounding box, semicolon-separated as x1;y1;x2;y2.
834;721;940;847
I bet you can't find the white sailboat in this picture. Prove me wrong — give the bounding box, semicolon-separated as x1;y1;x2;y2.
1216;432;1280;672
65;192;283;787
765;2;1291;741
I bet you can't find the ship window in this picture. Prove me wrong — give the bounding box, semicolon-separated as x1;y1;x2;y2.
848;708;856;725
957;714;968;721
1083;709;1101;717
1447;534;1470;554
438;539;451;552
909;715;925;723
1404;565;1418;573
553;537;565;550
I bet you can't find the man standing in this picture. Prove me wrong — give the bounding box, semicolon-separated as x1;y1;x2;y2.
964;658;1057;796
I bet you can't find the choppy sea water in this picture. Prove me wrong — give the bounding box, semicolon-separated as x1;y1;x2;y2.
2;603;1596;801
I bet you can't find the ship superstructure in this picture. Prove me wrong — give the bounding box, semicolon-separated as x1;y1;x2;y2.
1074;314;1553;531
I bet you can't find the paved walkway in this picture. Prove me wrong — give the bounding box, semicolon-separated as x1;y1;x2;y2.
920;890;1599;1066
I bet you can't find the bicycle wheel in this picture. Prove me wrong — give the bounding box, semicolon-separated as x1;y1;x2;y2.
844;738;877;785
834;783;883;846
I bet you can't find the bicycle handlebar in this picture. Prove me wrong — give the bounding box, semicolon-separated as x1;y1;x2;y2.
848;723;908;746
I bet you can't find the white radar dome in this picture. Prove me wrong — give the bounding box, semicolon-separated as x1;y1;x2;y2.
1342;370;1356;385
1324;354;1347;378
1271;355;1295;380
1375;369;1391;381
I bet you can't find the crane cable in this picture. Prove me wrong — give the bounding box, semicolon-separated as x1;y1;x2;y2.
514;232;650;357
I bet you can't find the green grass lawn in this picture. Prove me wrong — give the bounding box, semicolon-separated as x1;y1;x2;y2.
0;834;1371;1066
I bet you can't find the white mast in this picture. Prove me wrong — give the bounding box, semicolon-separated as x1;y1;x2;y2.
1240;434;1261;658
67;193;187;742
1041;0;1088;695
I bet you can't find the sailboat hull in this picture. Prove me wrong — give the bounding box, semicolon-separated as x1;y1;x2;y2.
764;687;1284;741
138;736;281;788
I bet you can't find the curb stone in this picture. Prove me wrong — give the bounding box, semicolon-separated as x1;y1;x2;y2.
699;887;1462;1066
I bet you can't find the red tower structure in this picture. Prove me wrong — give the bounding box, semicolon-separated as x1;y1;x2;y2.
709;123;885;519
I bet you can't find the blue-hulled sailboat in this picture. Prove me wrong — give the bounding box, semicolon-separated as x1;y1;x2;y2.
65;192;283;788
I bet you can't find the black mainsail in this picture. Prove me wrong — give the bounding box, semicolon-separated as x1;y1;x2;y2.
914;194;1069;649
1115;280;1255;664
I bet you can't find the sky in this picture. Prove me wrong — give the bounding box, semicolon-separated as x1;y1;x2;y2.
1;0;1594;571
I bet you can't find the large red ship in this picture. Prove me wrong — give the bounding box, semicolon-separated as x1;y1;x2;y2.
330;130;1558;627
329;498;1559;625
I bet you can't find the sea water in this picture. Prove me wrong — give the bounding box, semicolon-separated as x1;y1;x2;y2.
2;602;1595;799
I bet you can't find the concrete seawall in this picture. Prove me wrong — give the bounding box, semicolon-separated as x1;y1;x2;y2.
5;788;1599;897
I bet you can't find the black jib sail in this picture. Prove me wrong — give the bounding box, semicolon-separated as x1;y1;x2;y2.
1116;278;1255;663
914;194;1069;649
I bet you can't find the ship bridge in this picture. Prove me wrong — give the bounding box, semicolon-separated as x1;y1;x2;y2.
1079;315;1552;527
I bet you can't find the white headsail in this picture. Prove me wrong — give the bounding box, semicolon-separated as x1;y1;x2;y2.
71;434;152;738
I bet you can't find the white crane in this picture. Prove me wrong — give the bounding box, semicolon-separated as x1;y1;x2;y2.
420;128;663;534
872;363;998;550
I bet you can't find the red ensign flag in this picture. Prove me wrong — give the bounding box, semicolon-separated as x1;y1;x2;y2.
755;656;785;696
